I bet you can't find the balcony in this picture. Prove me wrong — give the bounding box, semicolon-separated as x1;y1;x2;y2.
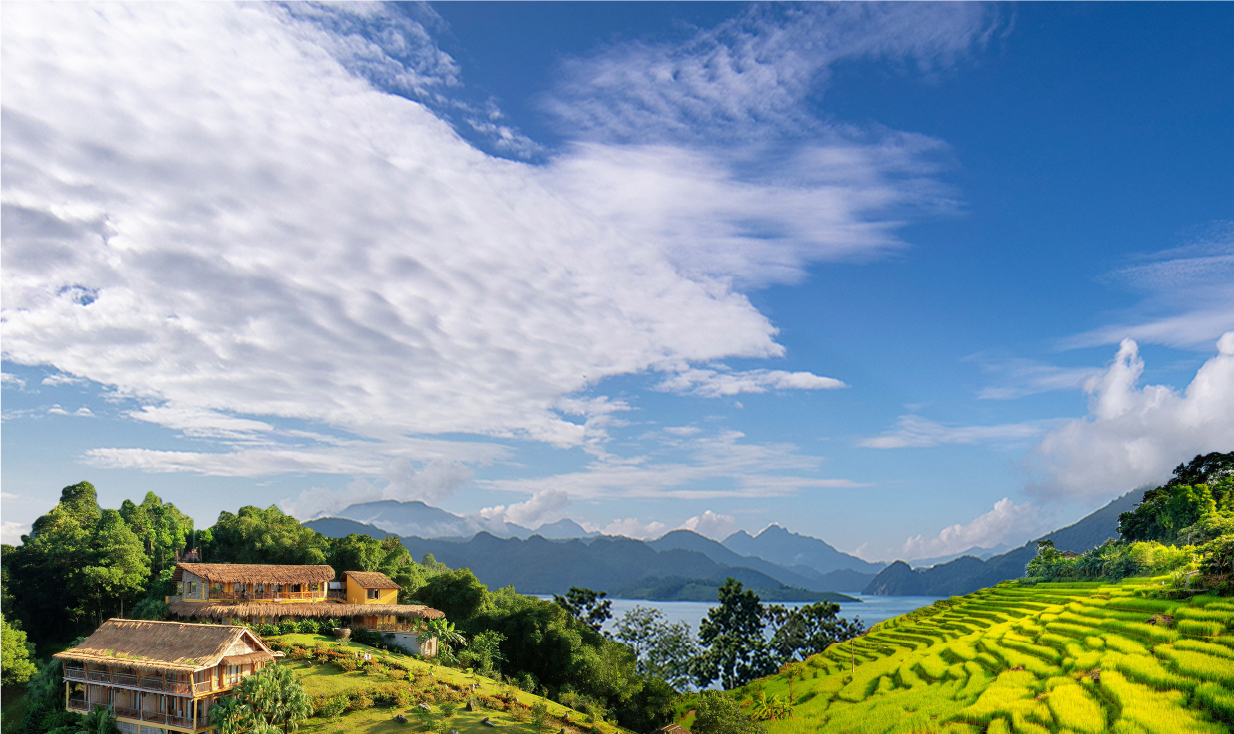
113;706;141;720
87;671;111;683
326;590;347;600
205;589;323;602
64;667;86;682
168;714;195;729
67;699;90;712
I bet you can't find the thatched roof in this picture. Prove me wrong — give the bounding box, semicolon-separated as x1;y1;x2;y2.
54;619;273;673
344;571;401;589
174;563;334;585
168;601;444;621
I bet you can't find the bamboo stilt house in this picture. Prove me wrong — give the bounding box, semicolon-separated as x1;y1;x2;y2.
54;619;275;734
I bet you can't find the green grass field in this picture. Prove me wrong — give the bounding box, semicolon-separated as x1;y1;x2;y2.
720;579;1234;734
267;633;630;734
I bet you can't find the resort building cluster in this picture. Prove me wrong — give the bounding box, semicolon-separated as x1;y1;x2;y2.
55;561;444;734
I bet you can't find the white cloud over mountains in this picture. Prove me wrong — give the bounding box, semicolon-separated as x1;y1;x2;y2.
1029;333;1234;502
897;497;1039;562
1;2;979;497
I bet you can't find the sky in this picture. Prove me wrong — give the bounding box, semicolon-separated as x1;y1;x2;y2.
2;2;1232;562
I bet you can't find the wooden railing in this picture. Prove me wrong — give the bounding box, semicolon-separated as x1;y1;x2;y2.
66;669;197;695
87;671;111;683
67;699;90;712
326;590;347;600
112;672;138;688
206;590;322;601
168;714;195;729
113;705;141;720
64;667;86;681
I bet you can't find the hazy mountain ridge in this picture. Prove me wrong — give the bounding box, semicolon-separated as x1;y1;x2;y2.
862;487;1148;596
304;516;861;600
722;524;885;575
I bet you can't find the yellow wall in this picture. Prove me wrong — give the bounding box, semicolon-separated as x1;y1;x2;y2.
345;575;399;604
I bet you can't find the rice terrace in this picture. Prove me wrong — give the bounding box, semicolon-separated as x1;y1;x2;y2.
723;579;1234;734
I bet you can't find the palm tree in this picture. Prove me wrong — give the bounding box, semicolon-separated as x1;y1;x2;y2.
209;696;253;734
238;664;313;734
418;618;466;659
61;705;120;734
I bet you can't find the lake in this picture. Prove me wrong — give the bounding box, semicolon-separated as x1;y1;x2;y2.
537;594;945;633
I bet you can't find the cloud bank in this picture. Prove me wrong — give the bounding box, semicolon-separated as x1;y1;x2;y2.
0;2;978;482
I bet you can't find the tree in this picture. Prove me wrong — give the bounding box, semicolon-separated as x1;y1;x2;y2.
692;691;764;734
236;664;312;734
418;618;467;660
1119;452;1234;542
764;601;865;663
205;506;329;565
209;696;253;734
553;587;613;633
458;630;506;676
694;579;775;689
530;701;549;733
613;605;698;689
1;614;37;685
412;568;487;622
120;492;193;576
80;510;150;626
55;704;122;734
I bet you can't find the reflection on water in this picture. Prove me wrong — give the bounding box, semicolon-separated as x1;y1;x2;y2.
537;594;945;633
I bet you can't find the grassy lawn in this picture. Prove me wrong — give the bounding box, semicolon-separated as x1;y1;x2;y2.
268;634;627;734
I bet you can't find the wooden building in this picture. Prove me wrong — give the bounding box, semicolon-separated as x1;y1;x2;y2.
55;619;275;734
164;563;442;655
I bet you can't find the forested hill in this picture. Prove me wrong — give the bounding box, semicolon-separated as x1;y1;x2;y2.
863;486;1147;596
305;517;859;601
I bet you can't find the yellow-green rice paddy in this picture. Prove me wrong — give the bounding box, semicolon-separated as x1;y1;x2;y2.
728;579;1234;734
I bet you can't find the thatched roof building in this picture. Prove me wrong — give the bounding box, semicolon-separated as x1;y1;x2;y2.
344;570;401;589
173;562;334;585
167;601;444;621
54;619;274;673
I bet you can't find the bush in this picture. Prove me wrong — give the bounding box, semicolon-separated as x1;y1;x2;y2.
350;691;375;711
288;646;311;660
693;690;764;734
320;695;349;720
297;619;319;634
278;619;298;635
388;667;407;680
336;656;360;672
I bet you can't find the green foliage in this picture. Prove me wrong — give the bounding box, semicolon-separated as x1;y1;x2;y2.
118;491;194;575
236;662;314;733
457;629;506;677
1;614;38;685
765;601;865;663
1025;538;1196;583
412;568;487;623
205;505;330;565
692;690;764;734
1119;452;1234;543
613;605;699;689
553;587;613;633
695;579;776;689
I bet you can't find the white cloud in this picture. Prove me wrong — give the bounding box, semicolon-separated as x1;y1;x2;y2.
860;415;1051;449
1065;224;1234;349
47;405;69;416
280;458;474;520
480;429;853;501
42;373;83;386
1;3;983;484
1028;333;1234;502
593;517;668;539
657;367;846;398
972;357;1101;400
546;3;999;145
480;489;571;528
1;373;27;389
897;498;1040;561
74;407;94;417
2;521;30;545
680;510;739;541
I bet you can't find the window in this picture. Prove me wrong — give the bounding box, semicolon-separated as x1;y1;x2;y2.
211;582;224;596
255;583;264;594
235;583;245;594
187;582;197;595
367;588;379;600
226;664;241;686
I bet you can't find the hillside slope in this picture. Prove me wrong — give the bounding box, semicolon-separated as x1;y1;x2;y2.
864;488;1147;596
726;578;1234;733
724;524;885;575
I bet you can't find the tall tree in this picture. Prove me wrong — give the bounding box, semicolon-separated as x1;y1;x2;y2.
694;578;775;689
1;614;38;685
205;506;330;565
613;605;698;689
764;601;865;663
553;587;613;633
412;568;487;622
79;510;150;626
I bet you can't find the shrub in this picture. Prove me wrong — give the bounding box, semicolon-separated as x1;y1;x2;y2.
254;623;279;637
288;646;311;660
350;691;375;711
278;619;298;635
336;656;360;672
388;667;407;680
296;619;319;634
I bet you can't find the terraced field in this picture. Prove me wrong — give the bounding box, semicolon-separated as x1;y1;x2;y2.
733;579;1234;734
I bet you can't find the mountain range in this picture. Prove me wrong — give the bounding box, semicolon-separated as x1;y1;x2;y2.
861;487;1147;596
304;488;1147;600
306;516;861;602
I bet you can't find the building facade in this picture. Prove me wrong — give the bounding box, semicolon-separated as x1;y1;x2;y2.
55;619;275;734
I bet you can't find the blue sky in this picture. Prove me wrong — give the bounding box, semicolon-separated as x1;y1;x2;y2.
3;2;1232;561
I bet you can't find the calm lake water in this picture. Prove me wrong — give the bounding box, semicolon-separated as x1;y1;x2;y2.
537;594;945;633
